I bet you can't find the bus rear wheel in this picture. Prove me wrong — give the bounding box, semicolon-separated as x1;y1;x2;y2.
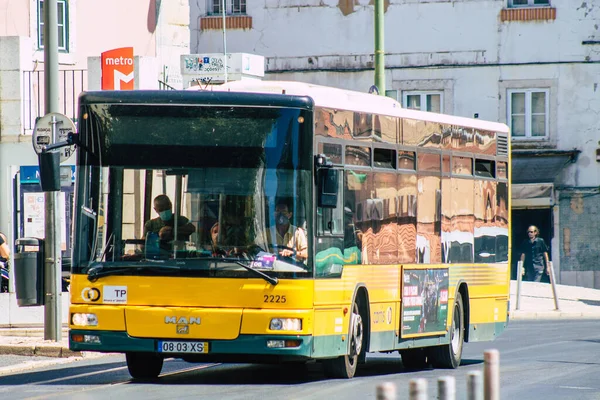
126;352;164;380
429;294;465;369
323;300;364;379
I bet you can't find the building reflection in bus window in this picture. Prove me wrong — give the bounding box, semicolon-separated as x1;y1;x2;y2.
441;176;452;263
475;129;497;155
318;142;342;165
373;114;398;143
397;173;417;263
353;112;374;138
398;151;416;171
346;145;371;167
495;182;509;262
315;108;354;139
372;172;398;263
417;175;441;263
474;180;497;263
447;178;474;263
403;119;442;148
449;126;476;151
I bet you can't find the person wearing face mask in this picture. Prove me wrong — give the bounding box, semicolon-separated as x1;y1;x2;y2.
144;194;196;243
267;200;307;261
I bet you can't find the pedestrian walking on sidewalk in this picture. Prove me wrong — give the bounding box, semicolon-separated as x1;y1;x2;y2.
519;225;550;282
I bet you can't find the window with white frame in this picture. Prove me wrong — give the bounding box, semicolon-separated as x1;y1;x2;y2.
37;0;68;51
403;91;443;113
508;89;549;139
208;0;246;15
508;0;550;7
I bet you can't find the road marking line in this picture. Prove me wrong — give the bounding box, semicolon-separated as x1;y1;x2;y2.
558;386;596;390
15;361;222;399
159;363;220;377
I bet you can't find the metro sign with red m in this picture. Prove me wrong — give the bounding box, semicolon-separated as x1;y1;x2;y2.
101;47;134;90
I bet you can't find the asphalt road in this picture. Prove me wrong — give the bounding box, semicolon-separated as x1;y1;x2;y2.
1;319;600;399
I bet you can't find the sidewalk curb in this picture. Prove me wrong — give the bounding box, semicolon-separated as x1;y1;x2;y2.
0;344;81;358
510;311;600;320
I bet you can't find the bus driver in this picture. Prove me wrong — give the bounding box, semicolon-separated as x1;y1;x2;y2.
266;200;308;261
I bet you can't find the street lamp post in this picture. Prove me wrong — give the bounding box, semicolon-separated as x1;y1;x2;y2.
43;0;62;342
374;0;385;95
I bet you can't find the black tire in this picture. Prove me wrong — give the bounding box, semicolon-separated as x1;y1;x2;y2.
323;300;365;379
430;294;465;369
400;348;429;369
126;352;164;380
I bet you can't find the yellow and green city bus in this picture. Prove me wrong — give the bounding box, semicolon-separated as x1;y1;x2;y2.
66;80;511;379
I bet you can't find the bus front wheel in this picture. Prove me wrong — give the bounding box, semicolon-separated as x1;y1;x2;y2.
429;294;465;369
126;352;164;380
323;299;364;379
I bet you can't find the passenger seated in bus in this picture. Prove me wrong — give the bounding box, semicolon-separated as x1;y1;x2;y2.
144;194;196;242
266;200;308;261
208;221;248;257
209;222;230;257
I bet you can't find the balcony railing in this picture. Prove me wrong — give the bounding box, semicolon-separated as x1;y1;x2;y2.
22;69;88;134
22;71;176;134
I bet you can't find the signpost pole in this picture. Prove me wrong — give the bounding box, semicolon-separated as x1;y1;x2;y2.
221;0;228;83
374;0;385;94
43;0;62;342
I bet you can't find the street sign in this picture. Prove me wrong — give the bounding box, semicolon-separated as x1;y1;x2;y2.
32;113;76;163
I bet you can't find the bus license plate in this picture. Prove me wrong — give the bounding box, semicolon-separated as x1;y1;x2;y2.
158;341;208;354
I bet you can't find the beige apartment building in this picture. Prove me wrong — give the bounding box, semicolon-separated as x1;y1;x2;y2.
0;0;190;293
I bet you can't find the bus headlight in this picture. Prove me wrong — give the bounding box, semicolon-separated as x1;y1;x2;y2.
270;318;302;331
71;313;98;326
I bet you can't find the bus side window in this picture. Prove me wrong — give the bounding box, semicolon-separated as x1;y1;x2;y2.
315;174;345;277
317;170;343;236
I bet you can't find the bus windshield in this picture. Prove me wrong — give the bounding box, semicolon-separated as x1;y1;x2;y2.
72;101;312;279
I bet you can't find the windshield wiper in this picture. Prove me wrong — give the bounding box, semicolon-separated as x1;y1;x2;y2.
87;265;129;282
234;261;278;286
86;259;278;286
87;263;182;282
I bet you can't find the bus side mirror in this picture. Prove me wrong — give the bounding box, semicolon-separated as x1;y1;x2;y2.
38;151;61;192
318;168;339;208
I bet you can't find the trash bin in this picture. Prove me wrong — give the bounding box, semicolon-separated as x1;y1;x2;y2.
13;238;45;307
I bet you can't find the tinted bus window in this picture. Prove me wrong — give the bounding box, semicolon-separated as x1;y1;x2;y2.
418;152;441;173
452;156;472;175
398;151;416;170
373;148;396;169
319;142;342;164
346;146;371;166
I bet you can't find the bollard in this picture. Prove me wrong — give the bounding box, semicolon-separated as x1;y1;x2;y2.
516;260;523;310
484;349;500;400
438;376;456;400
547;261;560;311
467;371;483;400
376;382;396;400
409;378;427;400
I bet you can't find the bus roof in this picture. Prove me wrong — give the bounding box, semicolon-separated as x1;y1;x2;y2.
194;80;509;134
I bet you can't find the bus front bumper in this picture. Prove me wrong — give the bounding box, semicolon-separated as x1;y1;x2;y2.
69;330;314;362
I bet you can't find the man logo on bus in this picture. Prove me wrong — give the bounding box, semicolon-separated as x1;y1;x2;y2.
101;47;134;90
165;316;201;325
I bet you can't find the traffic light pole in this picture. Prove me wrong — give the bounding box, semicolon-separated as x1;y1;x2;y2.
43;0;62;342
